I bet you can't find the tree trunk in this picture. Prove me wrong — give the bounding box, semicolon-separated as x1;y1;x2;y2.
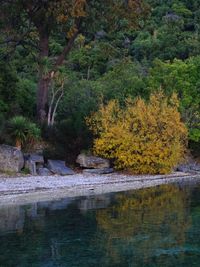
37;32;50;122
15;139;22;150
36;22;80;122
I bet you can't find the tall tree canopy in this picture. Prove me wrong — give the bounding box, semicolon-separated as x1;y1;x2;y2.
0;0;148;121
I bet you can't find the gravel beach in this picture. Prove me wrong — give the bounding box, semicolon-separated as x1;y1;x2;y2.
0;172;200;206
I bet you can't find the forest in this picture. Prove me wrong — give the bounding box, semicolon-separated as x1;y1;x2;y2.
0;0;200;173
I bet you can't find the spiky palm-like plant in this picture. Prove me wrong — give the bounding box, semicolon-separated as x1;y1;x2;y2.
8;116;41;150
8;116;28;149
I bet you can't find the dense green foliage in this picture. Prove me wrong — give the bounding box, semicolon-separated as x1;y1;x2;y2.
148;57;200;142
0;0;200;162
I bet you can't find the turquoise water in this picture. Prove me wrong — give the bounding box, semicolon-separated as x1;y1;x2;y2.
1;181;200;266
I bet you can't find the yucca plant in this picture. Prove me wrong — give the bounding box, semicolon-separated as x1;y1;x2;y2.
8;116;28;149
8;116;41;150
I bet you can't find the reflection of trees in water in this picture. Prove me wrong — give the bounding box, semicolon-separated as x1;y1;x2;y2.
0;206;25;234
0;185;195;266
0;196;111;236
95;184;191;266
0;197;108;266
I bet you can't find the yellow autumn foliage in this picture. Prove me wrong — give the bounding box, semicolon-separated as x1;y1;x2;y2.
87;92;188;174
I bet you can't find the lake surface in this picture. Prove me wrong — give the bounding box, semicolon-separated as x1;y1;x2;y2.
1;180;200;267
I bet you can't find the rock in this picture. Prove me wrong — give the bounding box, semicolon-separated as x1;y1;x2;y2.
47;160;75;175
37;167;52;176
0;144;24;173
176;162;200;173
29;154;44;164
76;154;110;169
83;168;114;175
176;164;191;173
24;153;45;175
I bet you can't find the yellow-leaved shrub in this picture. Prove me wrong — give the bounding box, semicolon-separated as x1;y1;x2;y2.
87;92;188;174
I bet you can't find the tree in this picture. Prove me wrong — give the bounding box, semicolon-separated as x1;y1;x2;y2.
130;0;200;62
0;0;148;122
87;92;188;174
148;57;200;142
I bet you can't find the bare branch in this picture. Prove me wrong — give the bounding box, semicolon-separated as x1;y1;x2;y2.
48;79;65;126
51;89;64;126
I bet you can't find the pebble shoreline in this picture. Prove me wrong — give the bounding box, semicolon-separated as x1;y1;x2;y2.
0;172;199;206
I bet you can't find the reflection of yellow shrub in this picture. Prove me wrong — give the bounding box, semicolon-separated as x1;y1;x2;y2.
87;92;188;174
96;184;190;265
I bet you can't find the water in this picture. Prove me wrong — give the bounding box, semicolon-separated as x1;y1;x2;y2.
1;181;200;267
